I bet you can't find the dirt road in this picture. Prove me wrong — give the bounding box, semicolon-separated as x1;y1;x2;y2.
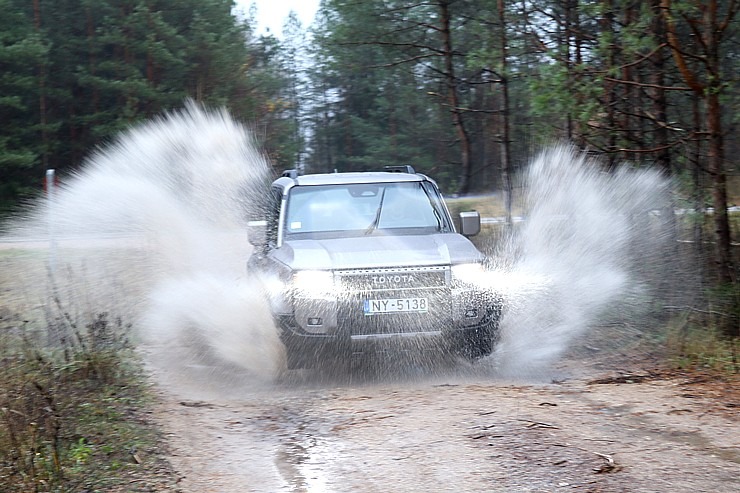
145;348;739;493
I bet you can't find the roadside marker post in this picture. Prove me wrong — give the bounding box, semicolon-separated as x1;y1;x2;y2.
46;169;57;273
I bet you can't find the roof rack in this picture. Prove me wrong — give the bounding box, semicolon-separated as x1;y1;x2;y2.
384;165;416;174
282;169;299;179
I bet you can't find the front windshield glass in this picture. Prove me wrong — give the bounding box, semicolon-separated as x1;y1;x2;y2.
285;182;451;238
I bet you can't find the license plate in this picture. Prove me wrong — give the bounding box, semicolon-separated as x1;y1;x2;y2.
364;297;429;315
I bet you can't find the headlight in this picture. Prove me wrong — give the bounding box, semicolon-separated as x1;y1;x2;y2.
291;270;335;298
451;263;486;286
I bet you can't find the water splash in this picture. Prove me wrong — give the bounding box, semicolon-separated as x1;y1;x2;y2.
4;102;284;380
482;145;674;378
3;110;680;384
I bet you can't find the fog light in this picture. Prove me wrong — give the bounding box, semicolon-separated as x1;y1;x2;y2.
307;317;323;326
464;308;478;318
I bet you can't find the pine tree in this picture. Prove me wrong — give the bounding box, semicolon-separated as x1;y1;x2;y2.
0;0;47;212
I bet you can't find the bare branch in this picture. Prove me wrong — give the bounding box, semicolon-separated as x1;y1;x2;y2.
719;0;738;32
613;43;669;71
369;53;440;69
338;39;447;56
614;142;685;154
602;76;693;92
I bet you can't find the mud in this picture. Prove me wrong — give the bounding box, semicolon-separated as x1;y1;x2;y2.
145;347;739;493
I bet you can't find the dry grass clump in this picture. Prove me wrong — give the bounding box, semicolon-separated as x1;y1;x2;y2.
665;309;739;374
0;310;175;492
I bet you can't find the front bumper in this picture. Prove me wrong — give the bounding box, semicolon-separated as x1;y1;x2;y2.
270;265;502;364
280;285;499;344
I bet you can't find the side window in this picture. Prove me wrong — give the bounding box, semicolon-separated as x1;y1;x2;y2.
266;187;283;246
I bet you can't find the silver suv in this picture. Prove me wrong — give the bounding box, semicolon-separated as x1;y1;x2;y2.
247;166;501;369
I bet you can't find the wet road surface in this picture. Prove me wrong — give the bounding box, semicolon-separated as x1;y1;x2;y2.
146;350;740;493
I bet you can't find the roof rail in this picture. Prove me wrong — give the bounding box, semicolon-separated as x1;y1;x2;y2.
282;169;299;179
384;165;416;174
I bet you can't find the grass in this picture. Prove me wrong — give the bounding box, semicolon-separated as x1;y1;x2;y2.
446;195;508;219
0;312;177;492
666;317;739;373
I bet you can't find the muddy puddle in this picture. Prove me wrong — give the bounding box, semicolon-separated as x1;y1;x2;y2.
146;346;740;493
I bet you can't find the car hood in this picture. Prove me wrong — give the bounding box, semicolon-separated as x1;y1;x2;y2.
275;233;484;271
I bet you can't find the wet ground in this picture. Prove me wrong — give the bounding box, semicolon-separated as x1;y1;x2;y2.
2;240;736;492
145;347;740;493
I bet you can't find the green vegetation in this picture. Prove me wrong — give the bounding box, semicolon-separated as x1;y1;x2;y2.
666;317;739;374
446;197;512;220
0;312;176;492
0;0;298;214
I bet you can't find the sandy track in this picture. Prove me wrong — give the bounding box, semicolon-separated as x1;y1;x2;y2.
146;349;739;493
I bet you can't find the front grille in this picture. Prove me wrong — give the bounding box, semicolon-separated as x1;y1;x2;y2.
336;266;448;292
335;266;452;336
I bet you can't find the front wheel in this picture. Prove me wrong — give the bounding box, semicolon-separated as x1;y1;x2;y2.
455;323;498;361
283;336;351;370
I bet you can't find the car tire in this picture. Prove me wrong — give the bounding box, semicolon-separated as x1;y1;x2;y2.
457;322;498;361
284;338;352;370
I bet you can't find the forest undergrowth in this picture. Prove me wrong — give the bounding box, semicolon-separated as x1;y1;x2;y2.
0;308;176;492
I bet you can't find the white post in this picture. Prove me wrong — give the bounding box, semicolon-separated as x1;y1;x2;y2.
46;169;57;273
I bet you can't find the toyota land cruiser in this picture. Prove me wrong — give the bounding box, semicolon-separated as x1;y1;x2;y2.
247;166;501;369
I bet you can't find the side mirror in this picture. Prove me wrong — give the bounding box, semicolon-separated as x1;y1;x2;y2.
247;220;267;246
459;211;481;237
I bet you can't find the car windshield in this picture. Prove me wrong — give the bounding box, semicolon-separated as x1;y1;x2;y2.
284;181;451;238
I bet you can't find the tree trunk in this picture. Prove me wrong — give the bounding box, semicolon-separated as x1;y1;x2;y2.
650;0;670;173
602;0;617;168
691;94;703;248
497;0;512;224
661;0;734;287
438;0;473;195
706;90;733;286
703;1;733;288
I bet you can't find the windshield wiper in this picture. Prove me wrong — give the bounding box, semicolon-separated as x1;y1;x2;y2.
365;187;387;234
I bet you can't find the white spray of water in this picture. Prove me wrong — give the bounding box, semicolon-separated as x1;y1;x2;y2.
4;110;676;383
482;145;672;378
7;103;284;380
